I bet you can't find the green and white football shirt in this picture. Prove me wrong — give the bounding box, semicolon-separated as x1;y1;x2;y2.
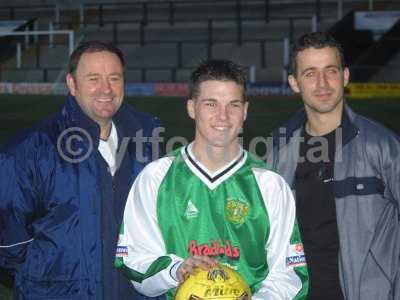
116;144;308;299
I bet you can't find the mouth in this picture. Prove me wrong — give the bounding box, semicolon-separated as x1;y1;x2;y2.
212;126;230;132
95;98;113;103
315;92;332;99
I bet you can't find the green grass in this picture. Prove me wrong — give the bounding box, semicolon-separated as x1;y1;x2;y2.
0;94;399;147
0;94;399;298
0;286;12;300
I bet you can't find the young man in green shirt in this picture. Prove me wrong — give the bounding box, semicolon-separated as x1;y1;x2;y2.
116;59;308;299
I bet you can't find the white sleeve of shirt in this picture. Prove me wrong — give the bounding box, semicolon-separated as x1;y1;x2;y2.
116;156;184;297
252;169;305;300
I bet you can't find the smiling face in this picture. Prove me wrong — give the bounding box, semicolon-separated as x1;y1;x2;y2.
288;46;349;119
187;80;248;155
66;50;124;129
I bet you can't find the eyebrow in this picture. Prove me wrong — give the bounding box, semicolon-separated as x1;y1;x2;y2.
200;98;244;103
85;73;99;77
85;72;123;77
301;65;341;75
230;99;245;104
109;72;123;77
200;98;217;102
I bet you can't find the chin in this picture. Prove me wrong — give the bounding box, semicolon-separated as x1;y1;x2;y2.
96;110;116;119
310;100;341;114
208;139;238;149
208;142;228;148
321;102;342;113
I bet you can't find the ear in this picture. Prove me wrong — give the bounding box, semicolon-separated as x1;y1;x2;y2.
66;73;77;96
243;101;249;121
343;67;350;87
187;99;195;120
288;74;300;93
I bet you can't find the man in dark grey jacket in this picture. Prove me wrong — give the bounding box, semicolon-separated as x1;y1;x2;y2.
267;32;400;300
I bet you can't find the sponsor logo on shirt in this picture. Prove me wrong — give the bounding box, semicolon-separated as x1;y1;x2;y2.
225;198;249;225
286;243;306;267
185;199;199;219
188;240;240;259
286;255;306;266
294;243;304;253
116;246;128;257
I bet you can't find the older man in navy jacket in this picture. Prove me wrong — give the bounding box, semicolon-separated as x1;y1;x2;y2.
0;41;163;300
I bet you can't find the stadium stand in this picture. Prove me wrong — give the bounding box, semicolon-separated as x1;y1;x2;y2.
0;0;398;83
351;19;400;82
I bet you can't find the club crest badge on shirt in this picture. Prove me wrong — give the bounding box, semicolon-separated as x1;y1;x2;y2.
225;198;249;225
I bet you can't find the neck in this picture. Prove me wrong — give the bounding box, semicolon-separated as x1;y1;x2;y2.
99;122;112;140
305;103;343;136
191;142;241;172
305;115;340;136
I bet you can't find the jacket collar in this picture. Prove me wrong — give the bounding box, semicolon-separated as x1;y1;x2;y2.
61;94;147;148
62;94;100;147
341;104;360;146
273;101;359;147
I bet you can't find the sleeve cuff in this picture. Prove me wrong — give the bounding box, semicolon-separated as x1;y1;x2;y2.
168;255;185;282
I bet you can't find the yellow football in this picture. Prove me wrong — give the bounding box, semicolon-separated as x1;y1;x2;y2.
174;264;251;300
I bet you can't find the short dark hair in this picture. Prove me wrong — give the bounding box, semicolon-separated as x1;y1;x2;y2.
290;32;345;75
68;41;125;75
190;59;247;101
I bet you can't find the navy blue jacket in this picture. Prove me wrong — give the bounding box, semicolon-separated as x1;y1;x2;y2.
0;95;159;299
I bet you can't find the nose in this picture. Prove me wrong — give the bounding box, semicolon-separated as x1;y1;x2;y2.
217;105;228;120
100;78;112;94
317;72;329;88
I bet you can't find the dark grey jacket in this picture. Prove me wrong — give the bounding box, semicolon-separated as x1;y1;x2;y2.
267;104;400;300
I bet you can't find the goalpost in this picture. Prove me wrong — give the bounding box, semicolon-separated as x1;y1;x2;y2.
0;30;74;68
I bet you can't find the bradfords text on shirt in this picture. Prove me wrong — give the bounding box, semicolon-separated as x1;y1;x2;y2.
188;240;240;259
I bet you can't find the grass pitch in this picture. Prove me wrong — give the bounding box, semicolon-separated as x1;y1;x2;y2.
0;94;399;147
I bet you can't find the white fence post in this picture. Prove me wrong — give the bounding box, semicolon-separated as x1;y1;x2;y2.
68;31;74;55
312;15;318;32
249;65;256;84
34;20;39;43
49;22;54;48
55;4;60;25
79;4;84;29
283;38;289;84
16;43;22;68
338;0;343;20
24;28;29;48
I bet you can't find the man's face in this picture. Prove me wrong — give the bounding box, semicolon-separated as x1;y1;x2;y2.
187;80;248;152
66;51;124;127
288;46;349;116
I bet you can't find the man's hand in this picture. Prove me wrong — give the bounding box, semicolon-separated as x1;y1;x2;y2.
176;255;218;282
